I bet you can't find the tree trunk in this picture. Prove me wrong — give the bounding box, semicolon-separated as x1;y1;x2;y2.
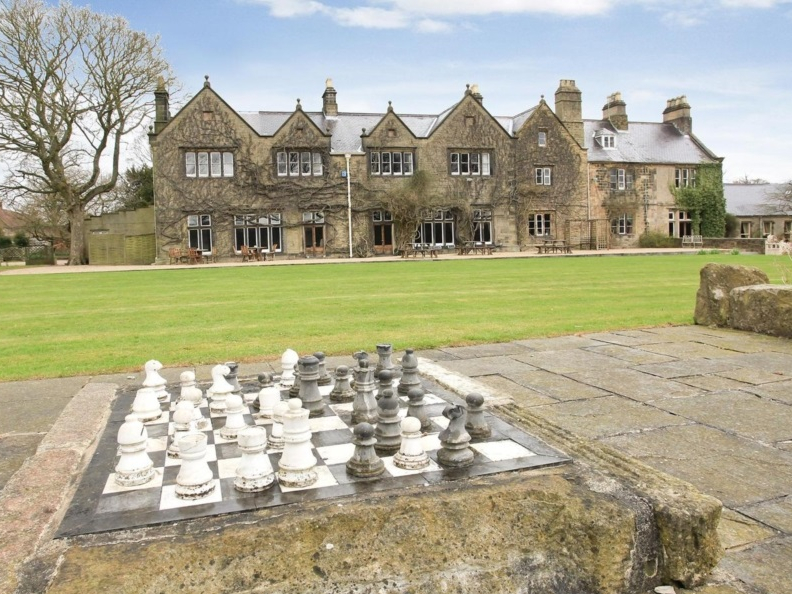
67;204;87;265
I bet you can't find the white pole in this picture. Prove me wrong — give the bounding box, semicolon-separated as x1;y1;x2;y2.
345;153;353;258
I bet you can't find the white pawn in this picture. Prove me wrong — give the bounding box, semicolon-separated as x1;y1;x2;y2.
143;359;169;402
277;398;317;488
131;387;162;423
279;349;299;387
207;363;233;414
234;426;275;492
393;416;430;470
220;394;248;441
115;414;155;487
179;370;203;407
168;401;198;459
175;432;215;499
257;383;281;419
267;401;288;451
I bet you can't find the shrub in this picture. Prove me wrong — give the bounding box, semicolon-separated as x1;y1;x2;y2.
0;235;11;248
731;248;740;255
13;232;29;247
639;231;678;248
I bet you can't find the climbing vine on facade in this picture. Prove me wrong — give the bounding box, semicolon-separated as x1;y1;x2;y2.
673;163;726;237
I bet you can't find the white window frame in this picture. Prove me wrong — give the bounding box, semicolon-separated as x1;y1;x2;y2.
538;131;547;147
277;151;323;177
449;151;491;177
611;214;633;235
535;167;552;186
675;168;696;188
528;213;552;237
472;209;493;244
369;151;414;176
234;212;283;253
185;151;234;178
187;214;213;253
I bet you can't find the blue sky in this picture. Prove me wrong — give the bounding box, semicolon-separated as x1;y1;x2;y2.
73;0;791;182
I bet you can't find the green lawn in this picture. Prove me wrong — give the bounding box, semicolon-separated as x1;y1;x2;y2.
0;253;786;382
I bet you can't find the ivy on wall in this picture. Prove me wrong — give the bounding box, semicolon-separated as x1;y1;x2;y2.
673;162;726;237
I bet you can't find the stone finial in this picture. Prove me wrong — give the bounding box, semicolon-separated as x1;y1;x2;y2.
387;100;393;112
296;98;302;110
204;75;210;88
325;77;334;88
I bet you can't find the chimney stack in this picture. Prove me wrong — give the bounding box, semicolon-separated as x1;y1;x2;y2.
322;78;338;117
663;96;692;135
602;92;628;131
153;76;170;134
470;83;483;105
554;79;583;146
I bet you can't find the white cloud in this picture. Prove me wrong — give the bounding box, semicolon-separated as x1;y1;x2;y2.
384;0;614;17
415;18;454;33
332;7;411;28
243;0;327;17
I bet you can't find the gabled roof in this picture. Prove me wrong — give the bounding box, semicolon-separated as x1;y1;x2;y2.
724;183;790;216
583;120;719;165
0;206;25;234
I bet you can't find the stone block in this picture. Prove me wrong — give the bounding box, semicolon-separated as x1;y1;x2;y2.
694;263;769;327
729;284;792;338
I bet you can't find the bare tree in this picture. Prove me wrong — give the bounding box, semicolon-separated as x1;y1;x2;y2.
731;175;770;185
0;0;171;264
761;180;792;215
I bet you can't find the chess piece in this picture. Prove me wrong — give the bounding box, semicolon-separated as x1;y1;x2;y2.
374;387;402;456
224;361;243;395
329;365;355;403
346;422;385;478
220;394;248;441
257;382;281;419
314;352;332;386
465;392;491;439
143;359;169;402
175;432;215;499
115;414;155;487
250;372;274;412
234;426;275;492
258;372;275;389
279;349;299;387
267;401;289;451
437;404;474;468
351;360;378;425
277;399;318;488
376;343;402;379
288;364;301;399
207;364;233;414
397;349;421;395
376;368;394;396
351;350;368;387
393;416;430;470
168;401;198;458
298;355;324;417
131;387;163;423
179;370;203;406
406;387;431;432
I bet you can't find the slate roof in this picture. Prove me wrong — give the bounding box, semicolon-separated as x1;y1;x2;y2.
583;120;718;165
724;183;791;216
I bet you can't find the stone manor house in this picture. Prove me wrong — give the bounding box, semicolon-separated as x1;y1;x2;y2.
148;77;721;261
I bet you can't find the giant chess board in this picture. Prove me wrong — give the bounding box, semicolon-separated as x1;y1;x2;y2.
57;377;570;537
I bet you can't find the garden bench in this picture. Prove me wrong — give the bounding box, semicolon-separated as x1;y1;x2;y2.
682;235;703;248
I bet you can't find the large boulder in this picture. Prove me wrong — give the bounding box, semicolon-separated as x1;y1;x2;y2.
729;284;792;338
694;263;769;327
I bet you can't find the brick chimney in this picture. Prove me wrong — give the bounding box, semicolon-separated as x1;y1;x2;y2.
554;79;583;146
663;96;692;135
322;78;338;117
602;92;628;131
153;76;170;134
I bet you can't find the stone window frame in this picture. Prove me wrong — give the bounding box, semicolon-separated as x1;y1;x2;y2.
185;151;234;178
611;213;634;235
233;213;283;254
610;168;634;191
528;213;552;237
674;168;696;188
535;167;552;186
187;214;213;254
416;209;455;247
369;150;414;176
449;151;491;177
538;130;547;147
276;150;324;177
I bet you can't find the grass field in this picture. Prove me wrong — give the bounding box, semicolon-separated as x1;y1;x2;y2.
0;253;787;382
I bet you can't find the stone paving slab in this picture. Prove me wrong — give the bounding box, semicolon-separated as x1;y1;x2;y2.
473;375;559;407
0;434;40;490
528;396;691;440
717;508;777;550
632;358;743;379
512;335;606;350
600;424;792;507
582;329;671;346
437;355;538;377
737;496;792;534
715;352;792;376
717;366;792;385
717;537;792;594
637;341;745;360
651;390;792;445
511;348;631;374
582;344;677;365
744;379;792;405
503;369;611;401
566;368;702;402
0;377;89;435
675;375;755;392
436;342;529;358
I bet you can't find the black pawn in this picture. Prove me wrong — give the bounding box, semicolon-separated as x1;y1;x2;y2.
288;363;301;398
346;423;384;478
374;388;402;456
465;392;491;439
406;387;431;432
329;365;355;403
398;348;421;395
314;351;332;386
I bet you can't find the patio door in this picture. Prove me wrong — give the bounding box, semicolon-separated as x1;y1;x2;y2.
303;211;325;256
372;210;394;254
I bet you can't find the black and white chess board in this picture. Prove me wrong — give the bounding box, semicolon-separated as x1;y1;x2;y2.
57;378;570;537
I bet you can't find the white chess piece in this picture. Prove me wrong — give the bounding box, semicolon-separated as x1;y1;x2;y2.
175;432;215;499
277;398;317;488
143;359;169;402
207;364;233;414
179;370;203;406
115;414;155;487
131;387;162;423
168;401;199;458
279;349;299;387
220;394;248;441
234;426;275;492
393;416;430;470
267;401;288;451
257;384;281;419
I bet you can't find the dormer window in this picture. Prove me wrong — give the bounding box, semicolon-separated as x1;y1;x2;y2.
594;129;616;149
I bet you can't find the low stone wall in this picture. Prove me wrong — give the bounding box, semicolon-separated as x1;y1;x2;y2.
702;237;765;253
695;262;792;338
